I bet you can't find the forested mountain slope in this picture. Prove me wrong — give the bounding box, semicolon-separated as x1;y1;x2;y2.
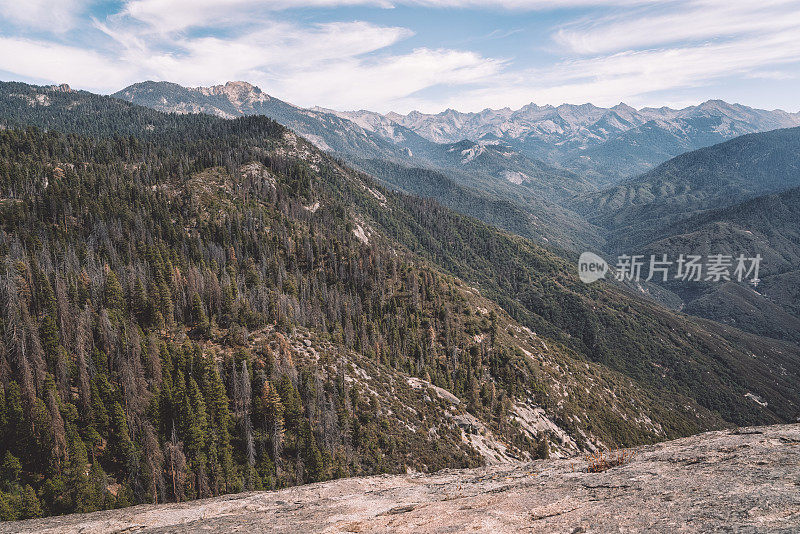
0;82;798;522
571;126;800;250
630;187;800;342
112;81;600;251
351;159;603;251
27;81;800;424
570;128;800;343
0;112;662;520
410;139;597;205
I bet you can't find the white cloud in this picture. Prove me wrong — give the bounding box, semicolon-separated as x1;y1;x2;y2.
0;0;798;112
94;19;413;81
3;11;495;111
0;37;132;89
0;0;87;31
92;15;502;109
272;48;504;110
553;0;800;55
746;70;796;80
406;27;800;111
119;0;655;33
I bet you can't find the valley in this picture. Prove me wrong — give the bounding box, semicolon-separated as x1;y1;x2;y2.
0;81;797;525
1;0;799;530
112;80;800;350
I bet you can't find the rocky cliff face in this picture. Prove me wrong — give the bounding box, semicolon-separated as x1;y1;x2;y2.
6;424;799;533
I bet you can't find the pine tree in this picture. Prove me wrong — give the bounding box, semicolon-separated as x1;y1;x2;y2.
0;490;15;521
103;270;125;312
164;422;187;502
299;419;324;483
131;277;150;326
20;484;42;519
261;381;284;462
191;294;209;336
202;359;234;493
277;376;301;432
0;452;21;490
39;314;60;366
110;402;136;480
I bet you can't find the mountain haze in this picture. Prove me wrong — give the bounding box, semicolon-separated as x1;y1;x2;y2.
113;81;800;187
379;100;800;182
634;186;800;342
571;128;800;343
573;126;800;250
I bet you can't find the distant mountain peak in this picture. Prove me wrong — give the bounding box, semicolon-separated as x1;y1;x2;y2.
611;102;636;112
44;83;73;93
695;99;738;113
195;80;271;106
111;79;800;183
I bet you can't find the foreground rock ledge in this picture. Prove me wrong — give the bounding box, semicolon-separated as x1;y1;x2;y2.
5;424;800;534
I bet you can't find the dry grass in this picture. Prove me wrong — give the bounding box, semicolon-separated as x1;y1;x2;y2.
585;449;636;473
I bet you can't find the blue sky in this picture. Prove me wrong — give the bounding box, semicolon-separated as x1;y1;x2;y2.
1;0;799;113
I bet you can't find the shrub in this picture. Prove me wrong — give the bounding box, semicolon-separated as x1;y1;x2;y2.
585;449;635;473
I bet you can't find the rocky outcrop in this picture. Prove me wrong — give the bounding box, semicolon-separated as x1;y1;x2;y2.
6;424;799;533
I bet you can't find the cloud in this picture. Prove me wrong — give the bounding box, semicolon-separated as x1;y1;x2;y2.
406;27;800;111
746;70;796;80
553;0;800;55
1;1;504;109
0;0;87;31
0;0;798;112
95;19;414;81
119;0;655;33
0;36;132;88
273;48;504;110
92;14;502;109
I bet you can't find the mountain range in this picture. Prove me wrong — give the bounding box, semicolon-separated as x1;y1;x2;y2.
572;126;800;248
109;80;800;345
112;81;603;251
569;126;800;343
367;99;800;183
1;80;799;520
114;81;800;186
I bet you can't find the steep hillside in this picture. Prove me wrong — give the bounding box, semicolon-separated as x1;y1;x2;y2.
0;82;798;522
416;139;595;203
112;81;597;251
0;117;679;520
353;139;600;251
650;186;800;273
351;159;603;251
571;132;800;344
572;126;800;250
630;187;800;342
8;82;800;426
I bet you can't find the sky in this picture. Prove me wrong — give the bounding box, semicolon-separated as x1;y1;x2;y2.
0;0;799;113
